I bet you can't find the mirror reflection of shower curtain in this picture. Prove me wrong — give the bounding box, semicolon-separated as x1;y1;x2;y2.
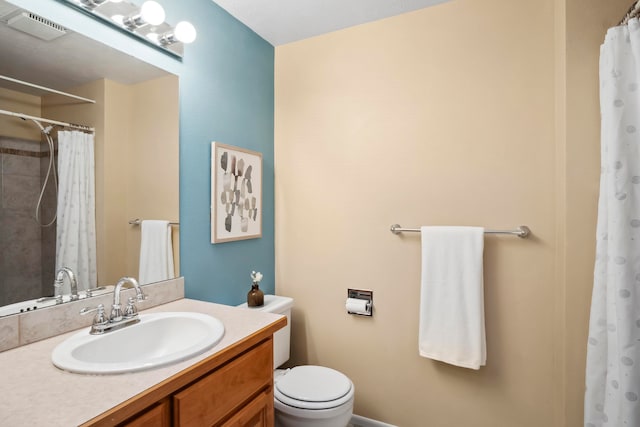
584;21;640;427
55;130;97;292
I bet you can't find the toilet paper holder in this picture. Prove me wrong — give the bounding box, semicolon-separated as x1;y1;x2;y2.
346;289;373;317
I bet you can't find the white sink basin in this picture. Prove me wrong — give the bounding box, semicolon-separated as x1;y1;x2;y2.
52;312;225;374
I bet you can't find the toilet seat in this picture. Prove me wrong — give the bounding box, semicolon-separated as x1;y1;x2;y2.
275;365;354;410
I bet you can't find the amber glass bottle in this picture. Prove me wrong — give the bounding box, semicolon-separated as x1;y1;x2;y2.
247;283;264;306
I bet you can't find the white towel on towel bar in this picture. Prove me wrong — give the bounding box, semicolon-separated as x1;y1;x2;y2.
139;220;175;285
419;226;486;369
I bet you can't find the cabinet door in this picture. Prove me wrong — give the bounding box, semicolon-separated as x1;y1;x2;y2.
121;399;170;427
221;390;273;427
173;340;273;426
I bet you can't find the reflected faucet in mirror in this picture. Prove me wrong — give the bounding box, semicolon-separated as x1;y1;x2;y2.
54;267;79;304
35;266;79;305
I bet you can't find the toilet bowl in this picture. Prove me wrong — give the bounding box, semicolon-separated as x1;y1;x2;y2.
274;365;354;427
238;295;354;427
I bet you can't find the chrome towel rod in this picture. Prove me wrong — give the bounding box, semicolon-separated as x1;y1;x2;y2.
129;218;179;226
390;224;531;238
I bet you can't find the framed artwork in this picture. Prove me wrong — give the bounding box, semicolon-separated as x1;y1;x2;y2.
211;142;263;243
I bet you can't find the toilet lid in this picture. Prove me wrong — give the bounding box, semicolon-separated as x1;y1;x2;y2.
275;366;352;403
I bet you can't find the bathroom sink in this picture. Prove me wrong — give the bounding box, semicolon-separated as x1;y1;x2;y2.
51;312;225;374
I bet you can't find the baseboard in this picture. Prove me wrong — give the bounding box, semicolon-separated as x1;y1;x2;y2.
350;414;397;427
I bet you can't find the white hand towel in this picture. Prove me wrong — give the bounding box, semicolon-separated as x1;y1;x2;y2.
139;220;175;285
419;226;486;369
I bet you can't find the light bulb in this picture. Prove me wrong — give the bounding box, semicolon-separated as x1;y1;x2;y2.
174;21;196;43
111;14;124;25
140;1;165;26
109;0;123;3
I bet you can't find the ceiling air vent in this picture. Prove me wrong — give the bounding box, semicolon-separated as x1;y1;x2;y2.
7;12;67;41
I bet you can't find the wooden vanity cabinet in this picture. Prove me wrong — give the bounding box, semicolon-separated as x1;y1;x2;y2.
84;317;285;427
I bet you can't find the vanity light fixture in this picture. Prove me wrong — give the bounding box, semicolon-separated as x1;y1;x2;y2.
158;21;197;45
63;0;196;58
122;0;165;29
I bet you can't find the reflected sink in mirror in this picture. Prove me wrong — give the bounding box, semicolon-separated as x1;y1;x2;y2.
52;312;224;374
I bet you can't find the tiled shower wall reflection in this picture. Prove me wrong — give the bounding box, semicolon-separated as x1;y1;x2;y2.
0;136;56;306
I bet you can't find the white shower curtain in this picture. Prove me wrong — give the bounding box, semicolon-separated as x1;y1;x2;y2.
55;130;97;292
585;20;640;427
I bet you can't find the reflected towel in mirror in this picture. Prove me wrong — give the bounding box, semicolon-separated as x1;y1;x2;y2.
139;220;175;285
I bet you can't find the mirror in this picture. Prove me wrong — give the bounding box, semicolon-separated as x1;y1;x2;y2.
0;0;180;316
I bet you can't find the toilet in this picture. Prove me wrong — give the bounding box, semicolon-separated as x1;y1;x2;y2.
238;295;354;427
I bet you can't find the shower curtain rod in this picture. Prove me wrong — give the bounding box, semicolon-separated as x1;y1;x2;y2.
0;108;95;133
619;0;640;25
0;75;96;104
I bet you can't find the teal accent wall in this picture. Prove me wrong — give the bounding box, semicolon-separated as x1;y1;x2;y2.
17;0;275;305
175;0;275;305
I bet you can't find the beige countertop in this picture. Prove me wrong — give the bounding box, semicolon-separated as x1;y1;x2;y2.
0;298;283;427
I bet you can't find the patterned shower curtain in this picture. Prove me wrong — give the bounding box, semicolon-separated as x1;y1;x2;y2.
584;19;640;427
55;130;97;292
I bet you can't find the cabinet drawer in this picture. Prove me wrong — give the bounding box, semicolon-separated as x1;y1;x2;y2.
174;339;273;426
221;390;273;427
121;399;170;427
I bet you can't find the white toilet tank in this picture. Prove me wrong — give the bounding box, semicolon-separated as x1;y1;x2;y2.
237;295;293;368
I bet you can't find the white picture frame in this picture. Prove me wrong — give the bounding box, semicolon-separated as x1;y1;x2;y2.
211;142;263;243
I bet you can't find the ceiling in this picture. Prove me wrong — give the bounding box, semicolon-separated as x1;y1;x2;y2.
0;0;450;94
211;0;451;46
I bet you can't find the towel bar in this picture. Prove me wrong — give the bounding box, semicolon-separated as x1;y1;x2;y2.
390;224;530;238
129;218;179;226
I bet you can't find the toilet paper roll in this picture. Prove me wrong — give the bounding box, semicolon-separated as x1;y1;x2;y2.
346;298;370;315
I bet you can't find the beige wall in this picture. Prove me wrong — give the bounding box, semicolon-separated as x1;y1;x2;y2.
0;88;42;141
125;75;180;279
101;76;180;283
275;0;628;425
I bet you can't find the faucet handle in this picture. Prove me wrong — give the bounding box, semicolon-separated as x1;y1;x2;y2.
84;286;106;298
80;304;109;326
79;304;102;315
123;297;138;318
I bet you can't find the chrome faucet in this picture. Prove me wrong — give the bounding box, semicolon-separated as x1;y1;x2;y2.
110;277;146;322
80;276;147;335
54;267;79;304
